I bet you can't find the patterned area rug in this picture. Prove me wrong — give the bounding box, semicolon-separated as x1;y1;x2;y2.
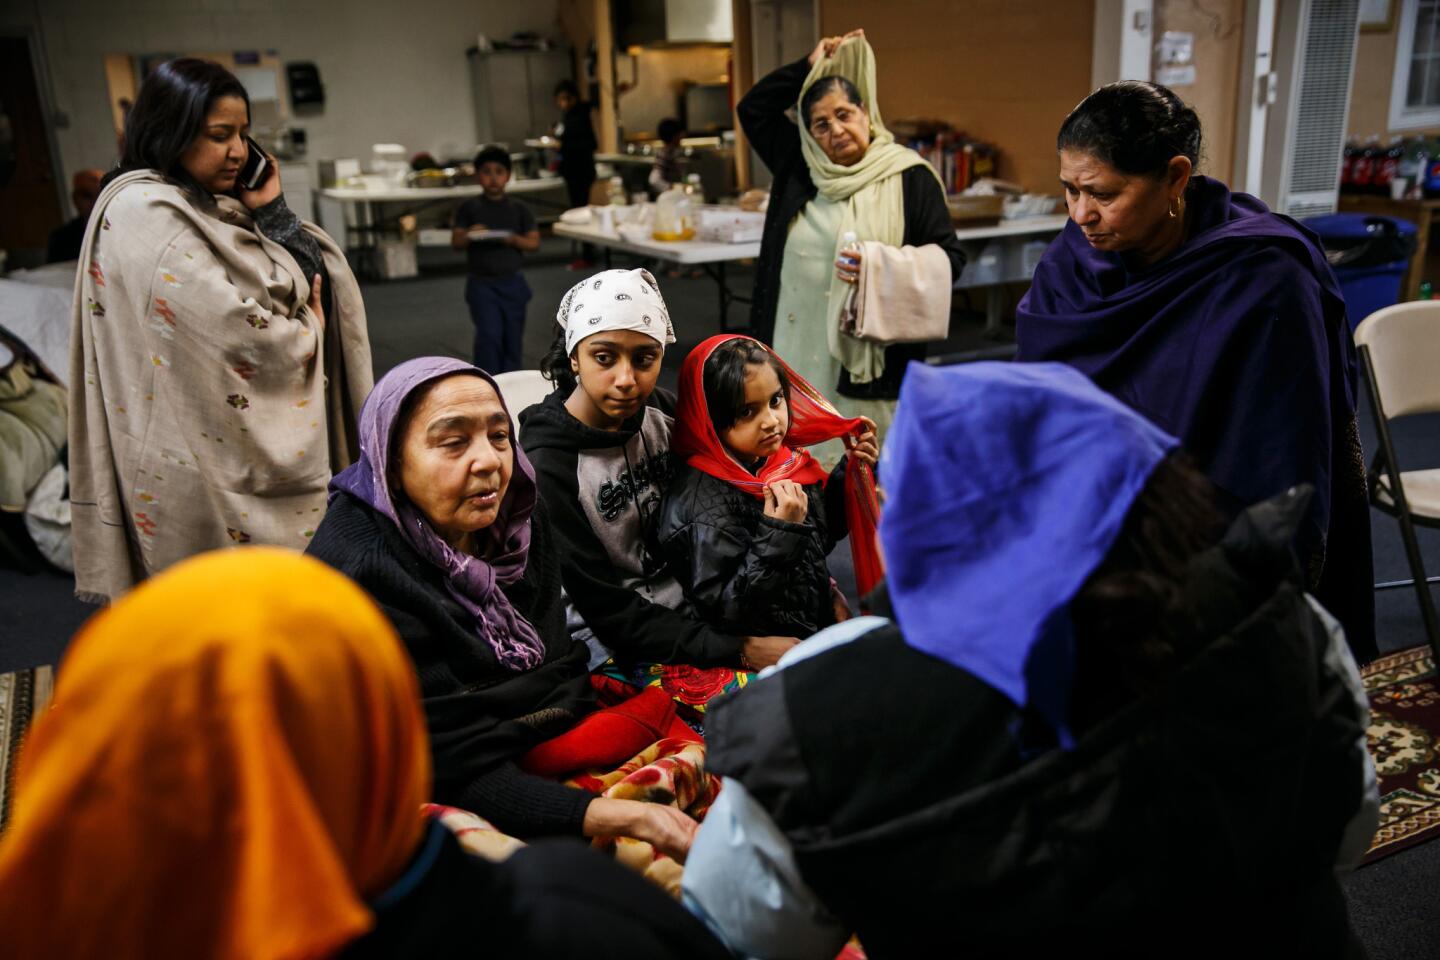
1363;646;1440;865
0;665;54;832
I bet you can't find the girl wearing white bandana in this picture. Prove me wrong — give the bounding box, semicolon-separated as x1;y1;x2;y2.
519;269;801;694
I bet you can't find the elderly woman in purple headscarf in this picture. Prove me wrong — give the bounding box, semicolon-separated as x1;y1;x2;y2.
1016;81;1375;664
307;357;698;862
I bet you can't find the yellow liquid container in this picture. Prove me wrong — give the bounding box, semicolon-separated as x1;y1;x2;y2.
652;184;695;241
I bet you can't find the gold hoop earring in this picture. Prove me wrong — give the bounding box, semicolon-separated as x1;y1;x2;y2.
1169;196;1185;220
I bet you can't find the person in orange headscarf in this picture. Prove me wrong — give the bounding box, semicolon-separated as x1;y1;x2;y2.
0;548;729;960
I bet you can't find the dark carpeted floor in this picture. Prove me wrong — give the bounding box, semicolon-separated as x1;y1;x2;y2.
2;236;1438;955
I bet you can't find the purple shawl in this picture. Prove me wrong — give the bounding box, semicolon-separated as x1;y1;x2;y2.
330;357;545;671
1016;176;1373;655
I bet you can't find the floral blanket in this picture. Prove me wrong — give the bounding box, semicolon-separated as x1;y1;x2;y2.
430;734;721;897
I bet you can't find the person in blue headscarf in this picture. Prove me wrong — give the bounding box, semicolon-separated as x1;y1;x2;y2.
1015;81;1374;664
681;361;1377;959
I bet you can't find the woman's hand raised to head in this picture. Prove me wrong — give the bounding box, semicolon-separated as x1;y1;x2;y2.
846;417;878;466
808;28;866;66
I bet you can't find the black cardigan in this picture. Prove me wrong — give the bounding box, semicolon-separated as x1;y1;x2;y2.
307;491;597;839
738;57;967;399
343;822;732;959
653;460;848;638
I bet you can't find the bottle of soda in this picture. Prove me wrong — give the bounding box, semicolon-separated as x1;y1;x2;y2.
1340;139;1358;194
1424;137;1440;197
1374;138;1404;197
1352;135;1379;193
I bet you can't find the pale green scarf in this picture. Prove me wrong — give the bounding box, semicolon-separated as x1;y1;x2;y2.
797;37;942;382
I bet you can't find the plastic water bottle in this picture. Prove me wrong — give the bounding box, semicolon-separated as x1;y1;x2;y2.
605;176;627;207
652;184;695;241
838;231;862;279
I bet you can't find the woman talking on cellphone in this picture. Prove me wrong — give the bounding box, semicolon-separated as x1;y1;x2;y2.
70;58;373;603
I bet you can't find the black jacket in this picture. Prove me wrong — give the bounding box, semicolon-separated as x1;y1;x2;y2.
307;491;596;839
705;491;1372;958
344;821;731;959
738;57;967;399
519;390;746;666
653;460;848;638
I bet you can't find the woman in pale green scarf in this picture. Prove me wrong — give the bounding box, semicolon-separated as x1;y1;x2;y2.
737;29;966;462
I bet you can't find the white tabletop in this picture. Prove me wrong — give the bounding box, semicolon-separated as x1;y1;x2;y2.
319;178;566;203
554;213;1065;264
553;222;760;264
952;213;1069;242
595;153;658;166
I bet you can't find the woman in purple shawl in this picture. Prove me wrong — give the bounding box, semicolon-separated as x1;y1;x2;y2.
1016;81;1375;662
307;357;699;861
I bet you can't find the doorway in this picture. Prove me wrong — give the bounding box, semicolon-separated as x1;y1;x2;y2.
0;35;64;266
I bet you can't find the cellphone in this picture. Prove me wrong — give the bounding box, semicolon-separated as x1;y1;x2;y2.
237;135;271;191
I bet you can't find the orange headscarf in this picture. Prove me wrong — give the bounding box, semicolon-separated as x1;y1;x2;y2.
0;548;430;960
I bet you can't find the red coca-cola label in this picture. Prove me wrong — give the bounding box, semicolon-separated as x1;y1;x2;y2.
1351;157;1374;185
1375;157;1400;186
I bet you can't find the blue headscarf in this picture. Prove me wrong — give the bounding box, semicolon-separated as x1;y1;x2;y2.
880;362;1178;744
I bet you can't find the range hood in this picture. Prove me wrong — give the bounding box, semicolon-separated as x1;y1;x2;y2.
617;0;733;47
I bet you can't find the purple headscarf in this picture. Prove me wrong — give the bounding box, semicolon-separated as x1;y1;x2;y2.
331;357;545;672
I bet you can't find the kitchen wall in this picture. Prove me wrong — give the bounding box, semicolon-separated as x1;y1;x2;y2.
4;0;560;214
1347;14;1435;140
618;46;730;139
817;0;1095;192
1152;0;1244;184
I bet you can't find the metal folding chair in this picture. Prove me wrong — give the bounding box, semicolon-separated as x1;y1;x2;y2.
492;369;554;442
1354;301;1440;661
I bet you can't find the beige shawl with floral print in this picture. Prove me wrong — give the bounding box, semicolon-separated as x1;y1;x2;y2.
68;170;372;602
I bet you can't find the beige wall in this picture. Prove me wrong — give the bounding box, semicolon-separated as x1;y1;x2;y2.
1346;20;1433;139
618;47;731;139
4;0;560;204
818;0;1095;193
1153;0;1244;182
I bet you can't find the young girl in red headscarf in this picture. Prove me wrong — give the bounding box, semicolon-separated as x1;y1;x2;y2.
653;335;881;641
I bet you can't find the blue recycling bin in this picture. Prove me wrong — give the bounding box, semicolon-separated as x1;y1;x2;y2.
1302;213;1419;330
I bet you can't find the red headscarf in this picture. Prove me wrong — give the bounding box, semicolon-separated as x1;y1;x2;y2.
673;334;883;597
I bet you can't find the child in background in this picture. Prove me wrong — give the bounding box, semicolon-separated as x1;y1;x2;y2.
451;145;541;373
654;335;880;640
647;117;685;197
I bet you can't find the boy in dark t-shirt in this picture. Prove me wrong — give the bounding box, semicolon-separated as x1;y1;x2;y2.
451;146;541;373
